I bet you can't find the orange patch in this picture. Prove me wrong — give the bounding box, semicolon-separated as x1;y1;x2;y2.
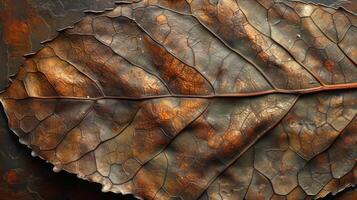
207;134;223;149
0;0;48;58
156;14;167;25
5;20;29;44
5;169;19;185
324;60;335;72
144;35;211;95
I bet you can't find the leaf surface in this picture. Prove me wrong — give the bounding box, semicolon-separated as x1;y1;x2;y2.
1;1;357;199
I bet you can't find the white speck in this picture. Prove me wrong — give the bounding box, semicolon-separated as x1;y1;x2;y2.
31;151;37;157
53;166;62;173
19;138;26;144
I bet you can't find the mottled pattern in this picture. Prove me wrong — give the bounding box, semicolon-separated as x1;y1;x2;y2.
0;0;139;91
0;0;357;200
0;105;136;200
293;0;357;14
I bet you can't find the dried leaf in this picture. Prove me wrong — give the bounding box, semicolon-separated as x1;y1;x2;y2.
0;0;134;90
293;0;357;14
1;1;357;200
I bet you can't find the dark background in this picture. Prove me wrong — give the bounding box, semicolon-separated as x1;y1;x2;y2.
0;0;355;199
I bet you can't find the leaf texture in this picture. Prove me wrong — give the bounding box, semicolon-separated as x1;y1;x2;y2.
1;0;357;200
0;0;137;91
293;0;357;14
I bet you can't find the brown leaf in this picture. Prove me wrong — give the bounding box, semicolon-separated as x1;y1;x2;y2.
293;0;357;14
0;0;134;91
1;1;357;200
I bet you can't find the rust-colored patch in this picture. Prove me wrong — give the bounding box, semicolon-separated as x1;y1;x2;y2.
325;60;335;72
4;169;20;185
0;0;48;59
